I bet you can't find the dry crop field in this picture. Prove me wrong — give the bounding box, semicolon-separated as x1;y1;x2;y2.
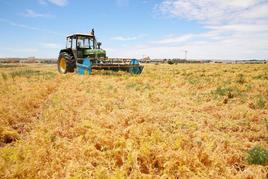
0;63;267;178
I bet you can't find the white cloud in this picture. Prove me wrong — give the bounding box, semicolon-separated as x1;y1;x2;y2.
38;0;47;5
22;9;53;18
153;34;193;44
115;0;129;7
111;34;146;41
240;3;268;19
13;48;38;53
111;36;137;41
40;43;60;49
48;0;68;6
108;34;268;60
38;0;68;6
117;0;268;59
156;0;268;24
0;18;61;35
107;21;268;60
206;23;268;33
2;48;38;53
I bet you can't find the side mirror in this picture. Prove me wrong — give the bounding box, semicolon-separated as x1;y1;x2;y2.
97;42;102;49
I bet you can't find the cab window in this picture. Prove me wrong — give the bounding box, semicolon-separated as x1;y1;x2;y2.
77;37;93;49
66;37;72;48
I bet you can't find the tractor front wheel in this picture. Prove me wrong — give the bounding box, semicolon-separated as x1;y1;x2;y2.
57;52;75;74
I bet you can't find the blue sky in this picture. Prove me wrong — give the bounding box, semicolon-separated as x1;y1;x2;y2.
0;0;268;59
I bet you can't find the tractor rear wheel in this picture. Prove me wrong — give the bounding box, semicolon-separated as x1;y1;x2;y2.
57;52;75;74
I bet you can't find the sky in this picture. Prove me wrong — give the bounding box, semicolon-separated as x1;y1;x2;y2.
0;0;268;60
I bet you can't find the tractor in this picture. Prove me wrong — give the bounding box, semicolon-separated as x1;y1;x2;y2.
57;29;143;75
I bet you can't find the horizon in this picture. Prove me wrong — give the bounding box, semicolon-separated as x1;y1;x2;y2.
0;0;268;60
1;56;267;61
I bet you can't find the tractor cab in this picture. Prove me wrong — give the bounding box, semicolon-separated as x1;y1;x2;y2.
65;30;106;62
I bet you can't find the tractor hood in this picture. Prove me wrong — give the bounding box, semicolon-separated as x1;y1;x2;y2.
84;49;106;58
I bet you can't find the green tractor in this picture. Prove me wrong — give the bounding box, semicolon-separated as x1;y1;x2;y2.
57;29;143;75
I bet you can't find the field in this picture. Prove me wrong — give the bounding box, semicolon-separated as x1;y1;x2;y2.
0;63;267;178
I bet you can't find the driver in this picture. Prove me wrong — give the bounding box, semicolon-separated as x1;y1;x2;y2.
77;42;81;48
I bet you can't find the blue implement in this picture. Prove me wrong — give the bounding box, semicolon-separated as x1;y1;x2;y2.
76;58;92;75
128;59;143;74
